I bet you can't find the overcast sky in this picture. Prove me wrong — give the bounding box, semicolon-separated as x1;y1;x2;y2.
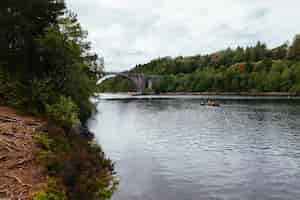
66;0;300;72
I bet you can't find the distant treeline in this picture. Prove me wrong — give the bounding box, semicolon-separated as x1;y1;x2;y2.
100;35;300;93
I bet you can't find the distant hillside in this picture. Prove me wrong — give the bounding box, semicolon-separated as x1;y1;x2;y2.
100;35;300;94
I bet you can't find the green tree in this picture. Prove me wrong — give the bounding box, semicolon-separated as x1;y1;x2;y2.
232;46;245;63
0;0;65;75
288;34;300;60
271;43;288;60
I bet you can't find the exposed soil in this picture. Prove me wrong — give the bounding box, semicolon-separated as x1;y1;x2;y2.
0;106;46;200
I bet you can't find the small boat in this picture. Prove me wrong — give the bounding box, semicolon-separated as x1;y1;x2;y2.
208;102;220;107
201;100;220;107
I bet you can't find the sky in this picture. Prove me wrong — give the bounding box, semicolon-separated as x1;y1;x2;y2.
66;0;300;72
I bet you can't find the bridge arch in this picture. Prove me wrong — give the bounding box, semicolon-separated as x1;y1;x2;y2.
98;72;161;93
97;73;143;93
97;74;130;85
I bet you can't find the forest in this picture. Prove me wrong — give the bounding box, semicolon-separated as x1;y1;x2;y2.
0;1;116;199
99;36;300;94
0;0;102;123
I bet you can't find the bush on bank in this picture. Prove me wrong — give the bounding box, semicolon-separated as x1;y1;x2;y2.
34;124;117;200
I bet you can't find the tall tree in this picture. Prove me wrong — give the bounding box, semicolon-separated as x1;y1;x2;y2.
271;43;288;60
0;0;65;75
288;34;300;60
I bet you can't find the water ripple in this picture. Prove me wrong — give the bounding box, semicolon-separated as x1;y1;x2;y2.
89;98;300;200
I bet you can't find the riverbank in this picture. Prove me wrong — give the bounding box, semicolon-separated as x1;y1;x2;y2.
98;92;300;101
101;91;300;97
140;92;300;96
0;105;117;200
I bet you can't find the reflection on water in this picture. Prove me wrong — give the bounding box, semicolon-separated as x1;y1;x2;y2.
88;95;300;200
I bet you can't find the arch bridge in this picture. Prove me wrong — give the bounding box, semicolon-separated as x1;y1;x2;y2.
98;72;161;93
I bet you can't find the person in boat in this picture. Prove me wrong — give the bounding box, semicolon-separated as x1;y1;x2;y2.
207;99;213;106
207;99;220;106
201;99;220;106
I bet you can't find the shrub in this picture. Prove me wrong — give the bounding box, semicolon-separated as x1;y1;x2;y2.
290;83;300;93
34;125;116;200
34;134;54;151
144;88;155;94
33;178;66;200
46;96;80;127
96;176;119;200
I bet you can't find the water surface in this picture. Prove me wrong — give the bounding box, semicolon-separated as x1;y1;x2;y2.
88;94;300;200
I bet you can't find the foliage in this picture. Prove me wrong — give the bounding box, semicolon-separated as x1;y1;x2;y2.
34;134;54;151
96;176;119;200
102;35;300;94
34;125;116;200
1;1;116;199
0;0;101;124
33;178;66;200
46;96;80;127
144;88;155;94
288;34;300;60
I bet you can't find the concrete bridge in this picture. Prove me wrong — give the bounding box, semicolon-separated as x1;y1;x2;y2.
98;72;162;93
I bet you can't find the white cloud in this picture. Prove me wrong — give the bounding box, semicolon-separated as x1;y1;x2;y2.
66;0;300;71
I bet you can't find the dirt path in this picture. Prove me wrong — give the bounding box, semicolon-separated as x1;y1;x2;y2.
0;106;46;200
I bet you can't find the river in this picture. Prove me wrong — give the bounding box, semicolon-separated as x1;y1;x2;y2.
88;94;300;200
